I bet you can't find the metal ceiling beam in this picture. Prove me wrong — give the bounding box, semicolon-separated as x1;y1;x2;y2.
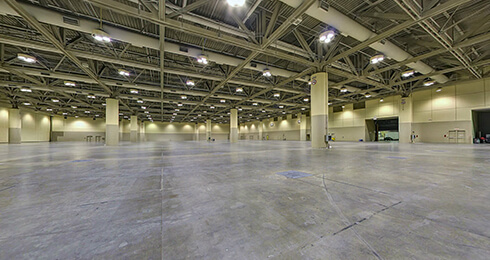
166;0;212;19
292;29;316;60
183;0;318;119
319;0;473;69
85;0;314;67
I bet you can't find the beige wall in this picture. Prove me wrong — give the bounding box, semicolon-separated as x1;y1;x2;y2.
328;77;490;143
240;116;304;141
146;121;229;141
0;106;8;143
20;111;50;142
52;116;106;142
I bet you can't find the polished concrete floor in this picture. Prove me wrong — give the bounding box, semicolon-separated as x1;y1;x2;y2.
0;141;489;259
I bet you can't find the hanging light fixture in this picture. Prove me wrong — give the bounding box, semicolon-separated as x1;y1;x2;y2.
319;30;335;43
20;87;32;92
303;98;309;102
340;86;348;93
236;87;244;92
137;99;144;104
130;89;138;94
181;95;187;99
252;102;258;106
87;93;96;99
186;80;195;86
46;108;53;112
91;29;111;43
23;102;31;106
365;92;372;98
401;70;415;78
71;105;78;109
301;107;306;110
380;98;384;102
197;54;208;64
118;69;130;76
17;53;36;63
278;105;284;108
141;106;147;109
220;99;226;103
52;99;60;103
424;80;436;86
210;105;215;109
177;103;183;107
64;81;76;87
273;93;280;98
226;0;245;7
175;109;180;111
436;87;442;92
262;69;272;77
370;54;385;64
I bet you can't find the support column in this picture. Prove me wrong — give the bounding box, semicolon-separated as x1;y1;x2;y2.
130;115;138;142
105;98;119;146
230;109;238;143
258;120;263;141
399;96;413;143
310;72;328;148
206;119;211;141
195;123;199;141
298;113;307;141
139;122;146;142
8;108;21;144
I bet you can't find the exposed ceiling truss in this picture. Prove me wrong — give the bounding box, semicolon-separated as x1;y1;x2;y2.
0;0;488;124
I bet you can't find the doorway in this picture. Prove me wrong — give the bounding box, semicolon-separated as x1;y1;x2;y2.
365;117;399;142
472;109;490;143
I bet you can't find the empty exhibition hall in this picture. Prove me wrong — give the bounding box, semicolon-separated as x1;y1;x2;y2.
1;0;490;258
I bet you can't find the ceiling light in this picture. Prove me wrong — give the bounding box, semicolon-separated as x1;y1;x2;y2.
226;0;245;7
102;103;106;106
175;109;180;111
62;112;68;115
91;29;111;43
340;86;347;93
282;111;286;114
319;30;335;43
278;105;284;108
87;94;96;99
236;87;244;92
365;92;372;98
46;108;53;111
173;113;177;115
262;110;266;113
436;87;442;92
197;54;208;64
198;114;202;117
75;115;79;118
273;93;280;98
380;98;384;102
249;114;253;116
64;81;76;87
145;111;149;114
328;102;332;106
262;69;272;77
23;102;31;106
130;89;138;94
20;87;32;92
401;70;415;78
342;105;345;108
181;95;187;99
238;108;243;111
370;54;385;64
301;108;306;110
71;106;78;109
220;99;226;103
141;106;147;109
424;80;435;86
186;80;195;86
303;98;309;102
17;53;36;63
252;102;258;106
118;69;130;77
177;103;183;107
210;106;215;109
52;99;60;102
137;99;144;103
119;113;123;115
85;110;91;113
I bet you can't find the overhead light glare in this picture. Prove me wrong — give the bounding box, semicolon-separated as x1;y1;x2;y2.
370;54;385;64
130;89;138;94
197;54;209;64
273;93;280;98
23;102;31;106
137;99;144;104
226;0;245;7
92;29;111;43
303;98;309;102
64;81;76;87
118;69;130;77
46;108;53;111
20;87;32;92
301;107;306;110
424;80;436;86
181;95;187;99
87;94;96;99
340;86;347;93
319;30;335;43
252;102;258;106
71;106;78;109
278;105;284;108
52;99;60;103
262;69;272;77
141;106;147;109
17;53;36;63
401;70;415;78
186;80;195;86
365;92;372;98
177;103;183;107
380;98;384;102
436;87;442;92
236;87;244;93
220;99;226;103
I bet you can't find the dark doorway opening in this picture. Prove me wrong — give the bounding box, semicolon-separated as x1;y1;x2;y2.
472;109;490;143
366;117;399;141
